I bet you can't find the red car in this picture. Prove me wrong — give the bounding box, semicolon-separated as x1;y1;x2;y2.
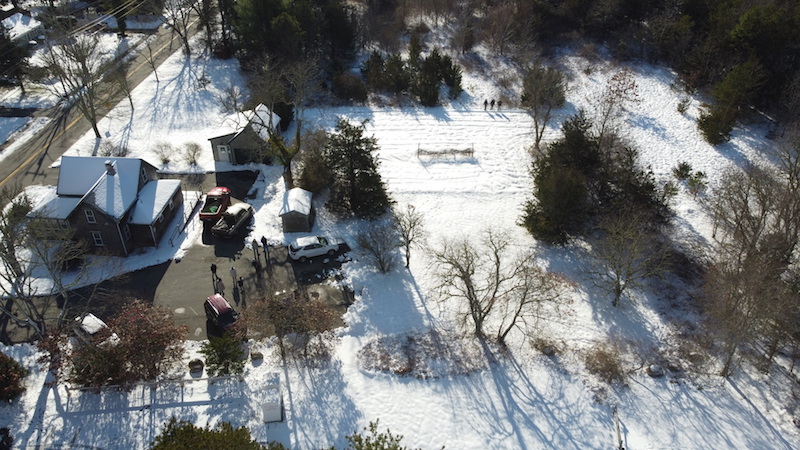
200;187;232;222
203;294;239;331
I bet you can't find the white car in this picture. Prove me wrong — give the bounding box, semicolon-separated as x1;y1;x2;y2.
288;236;345;262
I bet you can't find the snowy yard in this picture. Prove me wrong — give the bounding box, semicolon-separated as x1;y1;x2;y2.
1;29;799;449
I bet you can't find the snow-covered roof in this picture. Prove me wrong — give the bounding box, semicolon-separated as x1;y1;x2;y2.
128;179;181;225
279;187;312;216
247;103;281;142
57;156;145;197
29;189;81;220
2;13;41;41
82;163;139;220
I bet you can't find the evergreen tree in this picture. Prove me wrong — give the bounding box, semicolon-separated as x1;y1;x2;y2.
325;118;391;219
384;53;410;94
0;25;29;93
323;0;356;65
521;112;598;243
200;333;246;376
234;0;284;57
361;50;385;91
151;418;283;449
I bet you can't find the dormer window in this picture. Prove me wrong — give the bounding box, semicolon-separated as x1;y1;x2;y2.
84;209;96;224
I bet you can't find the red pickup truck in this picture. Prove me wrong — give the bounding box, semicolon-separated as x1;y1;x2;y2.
200;187;232;222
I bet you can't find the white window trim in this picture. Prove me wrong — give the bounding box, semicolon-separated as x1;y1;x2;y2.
123;224;131;241
90;231;104;247
84;210;96;224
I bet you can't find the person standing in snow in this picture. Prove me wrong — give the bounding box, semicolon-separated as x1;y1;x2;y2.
490;99;496;109
216;278;226;297
497;100;502;110
483;99;488;110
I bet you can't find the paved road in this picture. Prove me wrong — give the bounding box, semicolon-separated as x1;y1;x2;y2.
0;22;194;191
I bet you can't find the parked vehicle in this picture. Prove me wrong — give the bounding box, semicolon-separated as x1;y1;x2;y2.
73;313;119;347
211;202;254;238
200;187;232;222
288;235;345;262
204;294;239;331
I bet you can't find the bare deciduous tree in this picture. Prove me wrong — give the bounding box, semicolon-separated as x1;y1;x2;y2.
142;37;160;83
357;222;400;273
216;83;244;114
285;58;324;146
483;1;520;56
106;61;133;110
40;33;110;139
704;150;800;375
165;0;194;57
521;62;567;152
594;68;640;144
393;204;426;268
587;210;671;307
431;229;564;344
0;188;95;341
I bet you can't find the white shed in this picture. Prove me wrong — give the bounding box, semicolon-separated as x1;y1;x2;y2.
279;188;314;232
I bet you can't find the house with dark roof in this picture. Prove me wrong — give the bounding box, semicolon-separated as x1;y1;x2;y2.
208;103;281;164
30;156;184;256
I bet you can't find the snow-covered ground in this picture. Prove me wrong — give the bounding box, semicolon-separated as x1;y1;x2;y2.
1;29;799;449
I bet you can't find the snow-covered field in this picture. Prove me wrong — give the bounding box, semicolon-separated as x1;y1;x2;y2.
1;28;799;449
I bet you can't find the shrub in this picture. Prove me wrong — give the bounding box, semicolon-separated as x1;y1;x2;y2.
585;343;625;384
200;333;246;377
357;222;400;273
333;72;368;103
672;161;693;180
151;418;281;449
677;97;691;114
698;106;736;145
687;171;707;196
154;142;174;165
0;352;28;401
183;142;202;166
99;140;128;157
345;420;419;450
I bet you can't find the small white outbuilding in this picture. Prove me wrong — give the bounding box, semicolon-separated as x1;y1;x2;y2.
279;188;314;232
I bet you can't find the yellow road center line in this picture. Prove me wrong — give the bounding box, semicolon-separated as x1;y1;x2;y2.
0;23;191;189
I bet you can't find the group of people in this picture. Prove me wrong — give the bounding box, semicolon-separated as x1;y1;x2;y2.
483;98;502;110
210;263;242;297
